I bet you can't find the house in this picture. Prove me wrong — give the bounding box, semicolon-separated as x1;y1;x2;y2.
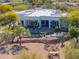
16;9;68;34
0;0;28;5
65;2;79;6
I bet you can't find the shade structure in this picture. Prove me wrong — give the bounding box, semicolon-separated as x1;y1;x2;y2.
16;9;67;32
16;9;67;21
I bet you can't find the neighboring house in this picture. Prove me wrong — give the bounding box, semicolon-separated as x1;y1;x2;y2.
65;2;79;6
0;0;28;4
16;8;68;34
0;0;10;2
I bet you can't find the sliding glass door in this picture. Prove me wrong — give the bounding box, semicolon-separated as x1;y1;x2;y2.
41;20;49;28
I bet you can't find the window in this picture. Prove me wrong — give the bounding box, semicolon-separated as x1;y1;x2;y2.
51;20;59;28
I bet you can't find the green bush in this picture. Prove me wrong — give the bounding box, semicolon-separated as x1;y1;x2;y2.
0;4;13;13
14;4;31;11
0;11;18;25
69;27;79;38
56;4;70;12
54;27;60;33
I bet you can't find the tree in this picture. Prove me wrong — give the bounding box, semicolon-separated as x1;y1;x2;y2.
34;0;45;6
0;11;18;27
0;31;15;47
28;0;34;3
0;4;18;28
43;0;53;9
56;4;70;12
59;34;65;47
54;26;65;47
69;27;79;44
0;4;13;13
28;0;45;7
2;23;30;45
68;10;79;27
3;27;16;43
27;0;35;6
13;25;30;46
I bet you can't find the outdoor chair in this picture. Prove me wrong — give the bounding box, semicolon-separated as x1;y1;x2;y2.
10;45;23;55
0;47;6;54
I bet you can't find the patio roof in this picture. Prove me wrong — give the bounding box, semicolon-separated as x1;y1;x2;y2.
16;9;67;20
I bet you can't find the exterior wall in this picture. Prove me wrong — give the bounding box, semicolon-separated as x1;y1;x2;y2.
23;20;39;28
60;19;69;32
20;15;68;32
21;19;60;29
20;17;68;33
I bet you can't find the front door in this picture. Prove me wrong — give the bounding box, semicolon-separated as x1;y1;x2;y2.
41;20;49;27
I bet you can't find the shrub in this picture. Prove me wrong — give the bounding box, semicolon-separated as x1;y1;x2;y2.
69;27;79;38
0;11;18;25
54;27;60;33
14;4;31;11
0;4;13;13
15;50;41;59
64;43;79;59
56;4;70;12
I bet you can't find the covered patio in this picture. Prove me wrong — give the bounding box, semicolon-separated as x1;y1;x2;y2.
16;9;67;34
23;20;59;29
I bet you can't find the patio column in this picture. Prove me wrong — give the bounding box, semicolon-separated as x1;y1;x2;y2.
23;20;26;27
24;20;26;27
49;20;51;28
58;20;61;28
38;20;41;28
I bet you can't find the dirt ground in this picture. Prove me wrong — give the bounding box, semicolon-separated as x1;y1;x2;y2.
23;43;49;59
0;43;49;59
0;37;61;59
